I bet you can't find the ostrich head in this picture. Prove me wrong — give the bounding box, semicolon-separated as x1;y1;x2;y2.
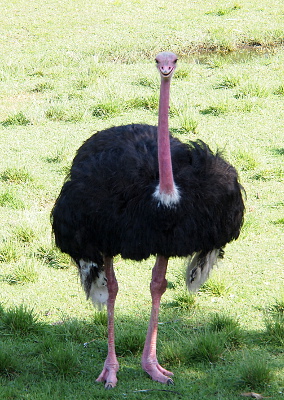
155;52;178;80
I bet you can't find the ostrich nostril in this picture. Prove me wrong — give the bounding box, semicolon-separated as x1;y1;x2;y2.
161;66;173;76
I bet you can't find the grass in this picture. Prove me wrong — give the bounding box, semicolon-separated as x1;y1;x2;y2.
44;342;81;376
206;4;242;17
0;348;20;378
116;330;145;356
264;297;284;346
4;259;39;285
0;240;21;263
187;330;227;363
92;100;123;119
200;102;229;116
274;85;284;95
210;315;244;350
199;276;229;297
236;352;273;389
233;150;259;172
265;314;284;346
0;0;283;398
13;225;36;243
171;291;196;310
235;83;269;98
1;304;40;335
1;112;31;127
177;107;199;134
31;81;54;93
215;75;240;89
269;296;284;315
0;167;34;184
0;190;25;209
36;245;71;269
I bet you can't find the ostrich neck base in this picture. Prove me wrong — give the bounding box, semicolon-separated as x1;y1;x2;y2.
153;182;180;207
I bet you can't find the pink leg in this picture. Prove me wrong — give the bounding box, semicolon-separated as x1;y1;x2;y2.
141;255;174;384
96;256;119;389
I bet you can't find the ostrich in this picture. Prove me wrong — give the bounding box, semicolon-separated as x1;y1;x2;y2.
51;52;244;388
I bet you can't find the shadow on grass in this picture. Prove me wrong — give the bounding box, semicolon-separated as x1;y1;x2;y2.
0;303;283;399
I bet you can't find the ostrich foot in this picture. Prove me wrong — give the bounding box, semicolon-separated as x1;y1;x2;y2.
96;361;119;389
142;359;174;384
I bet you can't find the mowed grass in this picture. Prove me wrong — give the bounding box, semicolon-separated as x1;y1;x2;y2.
0;0;284;399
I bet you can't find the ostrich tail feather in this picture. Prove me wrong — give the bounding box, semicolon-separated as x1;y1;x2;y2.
78;259;108;310
186;249;222;292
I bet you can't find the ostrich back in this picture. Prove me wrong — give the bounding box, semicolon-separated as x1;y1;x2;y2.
51;124;244;265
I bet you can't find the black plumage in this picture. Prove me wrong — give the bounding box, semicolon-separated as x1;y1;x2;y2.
52;123;244;267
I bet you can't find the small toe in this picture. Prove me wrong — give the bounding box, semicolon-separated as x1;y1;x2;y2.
167;378;174;385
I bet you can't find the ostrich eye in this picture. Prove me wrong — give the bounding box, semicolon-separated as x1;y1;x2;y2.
173;58;178;64
155;59;159;64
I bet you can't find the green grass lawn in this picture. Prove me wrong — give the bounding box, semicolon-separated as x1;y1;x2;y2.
0;0;284;399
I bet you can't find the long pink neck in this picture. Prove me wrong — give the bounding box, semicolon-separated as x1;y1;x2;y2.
157;78;174;194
